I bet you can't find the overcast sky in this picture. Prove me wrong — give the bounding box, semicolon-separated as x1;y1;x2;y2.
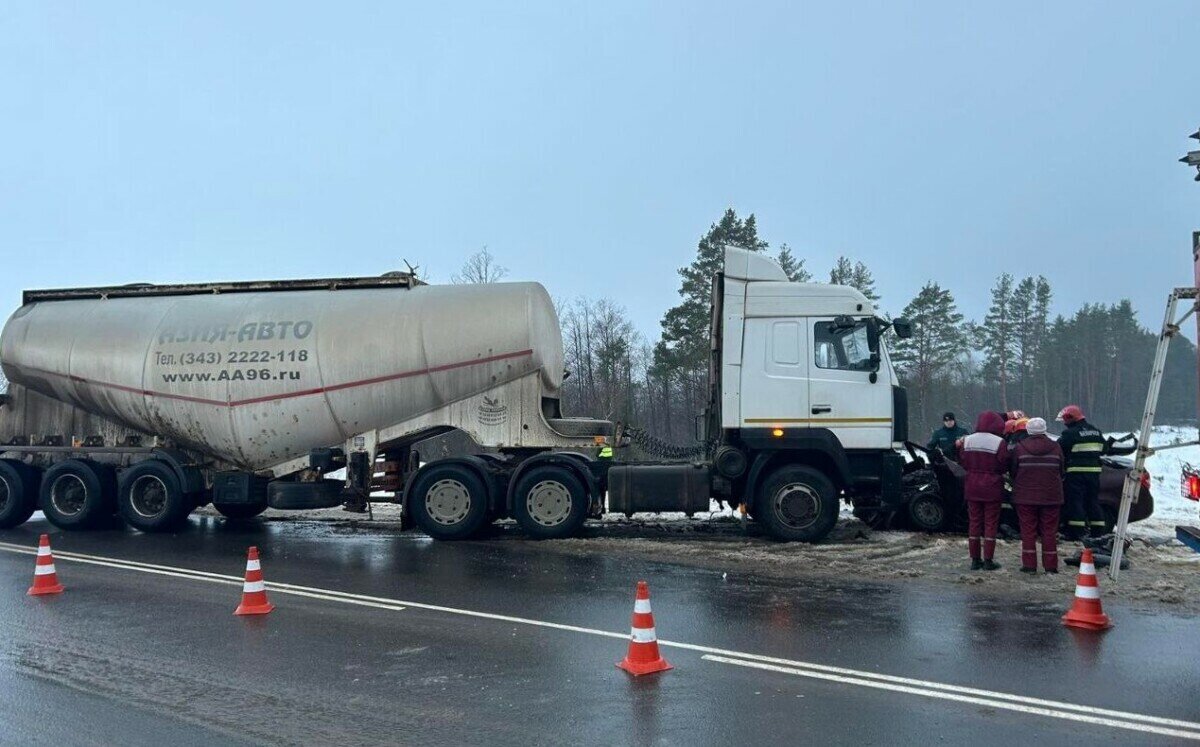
1;2;1197;341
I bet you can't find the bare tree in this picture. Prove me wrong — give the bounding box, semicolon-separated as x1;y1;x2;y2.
452;247;508;284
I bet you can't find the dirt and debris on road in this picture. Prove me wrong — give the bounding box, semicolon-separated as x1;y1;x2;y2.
200;503;1200;615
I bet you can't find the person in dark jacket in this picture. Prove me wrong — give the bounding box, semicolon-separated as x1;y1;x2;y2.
1056;405;1107;539
956;411;1009;570
927;412;968;460
1009;417;1064;574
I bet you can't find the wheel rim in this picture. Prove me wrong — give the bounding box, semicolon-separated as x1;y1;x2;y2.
129;475;169;518
773;482;821;530
912;497;943;528
526;480;572;527
426;479;472;526
50;474;88;517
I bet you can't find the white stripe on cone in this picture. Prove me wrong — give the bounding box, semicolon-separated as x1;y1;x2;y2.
634;599;652;614
243;580;266;593
630;626;657;643
37;545;51;557
34;564;57;576
1080;563;1096;575
246;559;261;571
1075;586;1100;600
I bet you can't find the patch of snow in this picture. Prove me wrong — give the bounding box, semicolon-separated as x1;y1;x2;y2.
1130;425;1200;539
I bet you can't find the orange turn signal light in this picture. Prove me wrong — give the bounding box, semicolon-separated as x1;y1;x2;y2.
772;428;784;438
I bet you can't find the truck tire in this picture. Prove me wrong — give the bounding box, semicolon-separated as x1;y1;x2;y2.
511;465;589;539
214;503;268;520
409;463;490;540
907;491;948;532
39;459;115;530
0;460;39;529
756;464;839;542
117;460;192;532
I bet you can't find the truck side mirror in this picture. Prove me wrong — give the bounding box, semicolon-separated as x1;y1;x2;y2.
892;318;914;339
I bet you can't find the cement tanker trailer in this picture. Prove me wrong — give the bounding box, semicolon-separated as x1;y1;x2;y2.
0;248;915;542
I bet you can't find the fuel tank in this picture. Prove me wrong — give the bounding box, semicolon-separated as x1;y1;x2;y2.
0;281;564;470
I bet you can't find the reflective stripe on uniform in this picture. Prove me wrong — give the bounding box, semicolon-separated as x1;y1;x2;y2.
1071;443;1104;453
1067;520;1087;527
1066;467;1102;473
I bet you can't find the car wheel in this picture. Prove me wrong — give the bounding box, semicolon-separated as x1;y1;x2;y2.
0;460;39;529
39;459;115;530
410;463;490;540
756;465;839;542
907;491;948;532
512;466;589;539
117;460;191;532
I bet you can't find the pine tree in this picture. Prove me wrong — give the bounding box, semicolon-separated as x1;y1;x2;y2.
655;209;768;429
891;282;966;427
829;256;880;304
979;273;1017;410
1032;277;1053;412
829;256;854;285
776;243;811;282
1010;277;1037;407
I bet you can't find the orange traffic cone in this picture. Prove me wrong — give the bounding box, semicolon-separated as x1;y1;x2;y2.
234;546;274;616
27;534;64;596
1062;548;1111;631
617;581;672;676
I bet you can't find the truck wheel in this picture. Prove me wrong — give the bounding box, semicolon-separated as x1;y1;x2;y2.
39;460;115;530
214;503;267;520
0;460;39;529
907;491;948;532
756;465;839;542
410;463;489;540
117;460;191;532
511;466;588;539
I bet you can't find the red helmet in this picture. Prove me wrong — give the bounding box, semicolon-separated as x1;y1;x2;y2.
1056;405;1084;424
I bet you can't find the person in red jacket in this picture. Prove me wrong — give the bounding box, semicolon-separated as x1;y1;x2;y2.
957;411;1009;570
1009;417;1064;574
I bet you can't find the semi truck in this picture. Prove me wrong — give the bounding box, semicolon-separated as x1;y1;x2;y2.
0;248;915;542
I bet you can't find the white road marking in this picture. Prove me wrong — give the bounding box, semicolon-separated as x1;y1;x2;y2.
3;540;1197;737
703;655;1200;742
0;542;405;612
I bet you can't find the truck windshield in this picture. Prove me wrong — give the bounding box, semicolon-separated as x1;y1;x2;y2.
814;320;876;371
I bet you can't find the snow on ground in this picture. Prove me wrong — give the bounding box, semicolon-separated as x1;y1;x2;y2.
1130;425;1200;538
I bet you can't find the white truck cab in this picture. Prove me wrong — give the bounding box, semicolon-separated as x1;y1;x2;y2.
701;248;911;540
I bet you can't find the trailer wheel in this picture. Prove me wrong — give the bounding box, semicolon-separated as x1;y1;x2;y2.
410;463;489;540
39;459;115;530
0;460;39;529
117;460;191;532
756;465;839;542
511;466;588;540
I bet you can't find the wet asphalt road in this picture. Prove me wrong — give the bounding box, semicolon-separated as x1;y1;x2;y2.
0;513;1197;746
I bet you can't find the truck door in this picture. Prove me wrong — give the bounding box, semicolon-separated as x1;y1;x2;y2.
808;317;893;449
740;318;810;426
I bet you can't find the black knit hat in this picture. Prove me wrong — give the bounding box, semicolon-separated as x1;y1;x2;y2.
943;412;956;421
